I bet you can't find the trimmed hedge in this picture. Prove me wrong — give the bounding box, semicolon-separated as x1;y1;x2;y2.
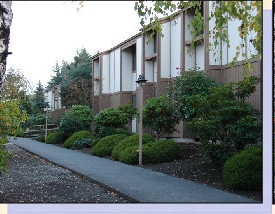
111;134;155;161
71;138;92;150
45;131;63;144
64;130;95;149
91;134;128;157
222;145;262;190
119;139;181;165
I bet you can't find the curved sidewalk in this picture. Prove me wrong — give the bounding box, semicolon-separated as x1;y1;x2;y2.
8;137;259;203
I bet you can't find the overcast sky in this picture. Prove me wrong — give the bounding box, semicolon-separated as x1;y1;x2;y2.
6;1;142;90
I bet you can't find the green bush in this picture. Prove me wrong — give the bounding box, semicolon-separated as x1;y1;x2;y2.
94;107;128;138
71;138;92;150
59;105;92;140
45;131;63;144
91;134;128;157
119;139;181;165
222;145;262;190
111;134;155;161
64;130;95;149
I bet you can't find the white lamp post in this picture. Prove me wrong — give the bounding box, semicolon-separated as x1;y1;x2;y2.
136;74;147;166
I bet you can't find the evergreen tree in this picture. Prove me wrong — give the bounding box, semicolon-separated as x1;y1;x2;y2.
33;81;45;114
46;62;63;90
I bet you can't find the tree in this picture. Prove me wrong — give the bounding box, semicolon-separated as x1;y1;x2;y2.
0;1;13;93
0;100;27;174
46;62;63;90
142;94;181;140
134;1;262;67
1;67;31;100
33;81;45;114
167;68;220;120
60;48;93;108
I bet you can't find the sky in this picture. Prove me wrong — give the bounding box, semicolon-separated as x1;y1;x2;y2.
6;1;142;91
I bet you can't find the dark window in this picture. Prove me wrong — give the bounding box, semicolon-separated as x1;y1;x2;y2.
132;94;136;107
132;47;136;71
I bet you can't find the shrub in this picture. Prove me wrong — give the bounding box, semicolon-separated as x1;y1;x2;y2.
201;141;236;166
59;114;84;140
59;105;92;140
119;139;181;165
45;131;63;144
64;130;95;149
111;134;155;161
71;138;92;150
91;134;128;157
222;145;262;190
94;107;128;138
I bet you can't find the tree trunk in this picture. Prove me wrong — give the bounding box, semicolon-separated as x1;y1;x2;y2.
0;1;12;94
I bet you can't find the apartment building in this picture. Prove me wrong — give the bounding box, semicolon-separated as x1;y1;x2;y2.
91;1;261;141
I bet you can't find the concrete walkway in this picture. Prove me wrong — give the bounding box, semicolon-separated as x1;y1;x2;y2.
8;137;260;203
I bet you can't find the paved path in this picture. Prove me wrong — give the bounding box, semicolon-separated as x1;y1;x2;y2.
9;137;259;203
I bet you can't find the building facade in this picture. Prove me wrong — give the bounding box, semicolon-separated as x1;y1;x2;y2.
91;1;261;141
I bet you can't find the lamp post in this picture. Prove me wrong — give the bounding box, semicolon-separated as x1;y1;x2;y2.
136;74;147;166
45;102;50;141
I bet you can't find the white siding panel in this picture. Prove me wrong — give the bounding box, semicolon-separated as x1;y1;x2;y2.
208;1;221;65
195;44;204;70
93;60;100;78
144;35;154;57
145;61;154;82
171;18;181;77
115;49;120;92
136;38;142;86
227;19;243;63
160;22;171;78
109;52;115;93
102;54;110;94
185;47;195;71
121;51;132;91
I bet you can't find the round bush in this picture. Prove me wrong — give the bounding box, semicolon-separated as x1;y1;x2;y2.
119;139;181;165
222;145;262;190
45;131;63;144
64;130;95;149
111;134;155;161
59;114;85;140
91;134;128;157
71;138;92;150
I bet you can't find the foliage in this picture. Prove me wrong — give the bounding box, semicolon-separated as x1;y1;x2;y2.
64;130;95;149
134;1;262;66
91;134;128;157
94;107;128;138
23;113;52;130
45;131;63;144
186;80;261;149
69;105;93;130
33;81;46;114
167;69;220;119
111;134;155;161
1;67;32;101
46;62;63;90
0;101;27;175
142;94;181;139
185;77;261;164
117;101;138;124
119;139;181;165
0;101;28;137
222;145;262;190
60;48;93;108
71;138;92;150
59;114;84;141
59;105;92;140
